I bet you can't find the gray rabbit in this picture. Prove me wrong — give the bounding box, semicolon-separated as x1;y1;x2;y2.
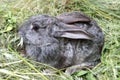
18;11;104;73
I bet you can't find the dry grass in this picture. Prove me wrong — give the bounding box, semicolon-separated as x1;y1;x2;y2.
0;0;120;80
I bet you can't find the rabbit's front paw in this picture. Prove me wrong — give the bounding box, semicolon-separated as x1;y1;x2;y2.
65;63;94;74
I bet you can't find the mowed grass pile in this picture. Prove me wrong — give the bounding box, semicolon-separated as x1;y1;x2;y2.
0;0;120;80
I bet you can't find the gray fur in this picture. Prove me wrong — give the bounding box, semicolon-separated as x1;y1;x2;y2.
18;12;104;69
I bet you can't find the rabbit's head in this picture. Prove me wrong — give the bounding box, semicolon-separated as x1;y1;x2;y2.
18;14;94;47
18;15;58;46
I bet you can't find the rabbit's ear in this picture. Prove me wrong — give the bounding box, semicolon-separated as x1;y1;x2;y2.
54;24;94;40
56;12;91;23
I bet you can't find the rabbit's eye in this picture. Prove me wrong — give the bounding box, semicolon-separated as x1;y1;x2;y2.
31;23;40;31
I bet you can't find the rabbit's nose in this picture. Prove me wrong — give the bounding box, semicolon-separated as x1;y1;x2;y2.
18;31;22;35
18;31;24;37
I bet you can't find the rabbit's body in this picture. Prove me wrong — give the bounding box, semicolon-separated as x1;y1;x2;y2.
18;12;104;70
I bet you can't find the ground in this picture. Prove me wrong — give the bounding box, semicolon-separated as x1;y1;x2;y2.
0;0;120;80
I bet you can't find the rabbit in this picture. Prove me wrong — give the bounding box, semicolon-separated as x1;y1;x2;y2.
18;12;104;74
